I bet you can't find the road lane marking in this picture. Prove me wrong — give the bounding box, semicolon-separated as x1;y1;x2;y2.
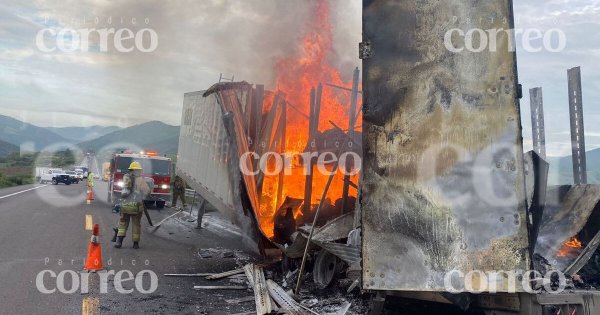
85;214;93;230
82;297;99;315
0;185;47;200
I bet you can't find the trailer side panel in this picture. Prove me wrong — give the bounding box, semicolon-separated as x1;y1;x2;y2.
361;0;529;291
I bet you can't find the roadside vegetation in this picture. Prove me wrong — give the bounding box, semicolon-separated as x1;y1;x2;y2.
0;152;37;188
0;149;76;189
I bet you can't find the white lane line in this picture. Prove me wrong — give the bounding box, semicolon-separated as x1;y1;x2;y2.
0;185;48;200
85;214;93;230
82;296;99;315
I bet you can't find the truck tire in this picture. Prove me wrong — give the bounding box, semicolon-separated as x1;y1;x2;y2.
52;179;58;185
156;200;165;209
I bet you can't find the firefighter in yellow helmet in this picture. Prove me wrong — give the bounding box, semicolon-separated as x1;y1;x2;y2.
87;172;94;187
115;161;151;249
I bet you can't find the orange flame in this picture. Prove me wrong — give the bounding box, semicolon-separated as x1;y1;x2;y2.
557;236;583;257
257;1;361;238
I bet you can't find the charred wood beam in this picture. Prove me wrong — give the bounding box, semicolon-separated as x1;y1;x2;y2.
324;82;362;94
341;67;360;215
244;84;253;137
251;85;264;152
283;101;309;119
313;84;323;136
295;158;340;295
257;93;281;195
303;87;317;217
276;102;287;209
565;229;600;276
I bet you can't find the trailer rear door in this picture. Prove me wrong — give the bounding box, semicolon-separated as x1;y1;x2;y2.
361;0;529;292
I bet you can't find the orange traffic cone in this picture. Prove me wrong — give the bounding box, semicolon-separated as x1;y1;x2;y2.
84;224;103;272
86;189;94;204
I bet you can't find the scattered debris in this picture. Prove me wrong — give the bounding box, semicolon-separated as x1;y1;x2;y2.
222;250;236;258
163;273;214;277
346;279;359;293
193;285;247;290
300;298;319;308
205;268;245;280
224;296;255;304
250;265;272;314
150;209;184;230
198;250;213;258
332;302;351;315
266;279;312;315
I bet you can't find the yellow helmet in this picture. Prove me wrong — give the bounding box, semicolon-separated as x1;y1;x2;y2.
128;161;142;170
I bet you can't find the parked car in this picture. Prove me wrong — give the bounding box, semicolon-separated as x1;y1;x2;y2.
65;171;80;184
35;167;53;182
40;169;72;185
72;168;84;181
73;166;88;178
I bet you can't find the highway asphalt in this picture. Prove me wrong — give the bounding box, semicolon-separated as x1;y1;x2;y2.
0;181;256;314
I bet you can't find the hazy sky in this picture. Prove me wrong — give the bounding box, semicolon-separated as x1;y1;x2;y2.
0;0;598;157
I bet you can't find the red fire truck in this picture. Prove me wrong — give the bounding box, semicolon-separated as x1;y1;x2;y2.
107;150;172;208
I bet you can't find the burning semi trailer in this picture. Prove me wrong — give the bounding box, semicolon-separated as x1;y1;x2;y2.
175;0;600;314
176;79;361;252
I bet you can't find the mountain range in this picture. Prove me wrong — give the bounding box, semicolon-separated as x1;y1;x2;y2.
0;115;180;158
0;114;598;186
547;148;600;185
0;115;68;152
78;121;180;156
45;125;121;142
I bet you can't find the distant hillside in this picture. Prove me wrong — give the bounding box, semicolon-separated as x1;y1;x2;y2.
45;125;121;142
0;115;69;151
78;121;180;156
0;139;19;157
547;148;600;185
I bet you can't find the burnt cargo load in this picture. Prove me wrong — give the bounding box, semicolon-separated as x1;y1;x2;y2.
361;0;529;292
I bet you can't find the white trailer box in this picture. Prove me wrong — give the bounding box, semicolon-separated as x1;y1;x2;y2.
177;90;261;252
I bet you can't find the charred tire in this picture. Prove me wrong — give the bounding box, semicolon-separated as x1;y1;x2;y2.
156;200;165;209
313;250;338;289
52;179;58;185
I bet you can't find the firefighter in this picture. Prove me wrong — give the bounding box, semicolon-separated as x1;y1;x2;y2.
172;176;186;209
115;161;150;249
87;172;94;188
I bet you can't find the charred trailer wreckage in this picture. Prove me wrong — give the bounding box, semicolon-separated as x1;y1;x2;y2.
177;81;362;252
175;1;600;314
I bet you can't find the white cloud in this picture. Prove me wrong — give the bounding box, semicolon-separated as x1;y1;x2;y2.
0;0;597;161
